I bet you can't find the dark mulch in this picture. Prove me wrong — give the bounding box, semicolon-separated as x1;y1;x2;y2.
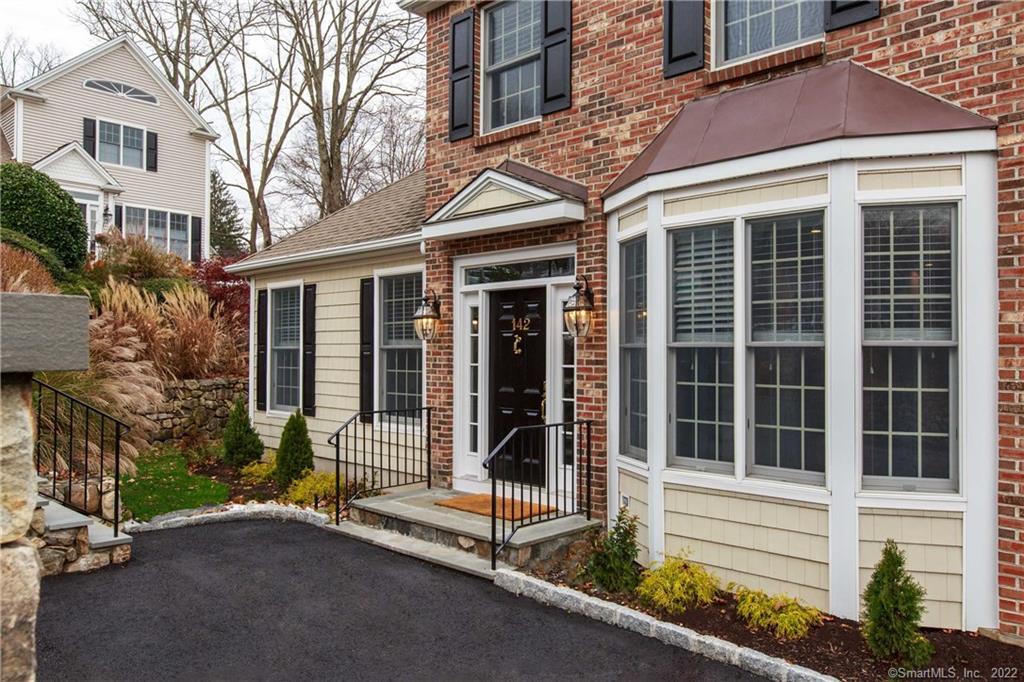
534;564;1024;681
191;461;280;502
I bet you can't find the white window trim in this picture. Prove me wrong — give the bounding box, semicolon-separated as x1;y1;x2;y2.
83;79;159;106
373;264;426;434
119;203;192;261
479;0;544;135
265;278;304;419
95;117;148;171
709;0;824;71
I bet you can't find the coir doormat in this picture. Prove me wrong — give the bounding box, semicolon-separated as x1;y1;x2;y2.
435;493;555;521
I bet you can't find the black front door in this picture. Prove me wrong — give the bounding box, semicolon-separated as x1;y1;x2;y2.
490;287;546;485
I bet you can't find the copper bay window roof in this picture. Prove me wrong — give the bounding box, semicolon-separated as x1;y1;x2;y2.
604;60;996;198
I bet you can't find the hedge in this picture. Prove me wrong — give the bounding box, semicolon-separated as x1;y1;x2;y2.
0;162;88;269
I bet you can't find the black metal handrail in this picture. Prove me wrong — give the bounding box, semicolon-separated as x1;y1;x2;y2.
32;378;129;536
327;406;432;524
482;419;592;569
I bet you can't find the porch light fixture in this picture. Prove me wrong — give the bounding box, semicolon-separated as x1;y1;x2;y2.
412;290;442;341
563;274;595;338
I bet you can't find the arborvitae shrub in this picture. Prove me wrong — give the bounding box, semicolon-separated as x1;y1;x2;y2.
222;399;264;469
585;507;641;593
274;412;314;489
862;539;934;667
637;555;719;615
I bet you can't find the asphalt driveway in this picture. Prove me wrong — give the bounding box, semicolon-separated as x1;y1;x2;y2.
37;520;755;681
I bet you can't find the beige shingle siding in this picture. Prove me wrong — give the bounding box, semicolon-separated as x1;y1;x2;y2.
858;508;963;629
618;471;649;564
664;484;830;610
19;44;207;220
252;251;425;471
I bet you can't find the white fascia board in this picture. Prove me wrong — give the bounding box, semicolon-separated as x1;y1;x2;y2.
32;141;123;189
397;0;448;16
602;129;998;213
224;232;422;274
423;199;585;241
3;88;46;102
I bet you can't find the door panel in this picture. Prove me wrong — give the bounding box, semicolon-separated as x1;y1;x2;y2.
490;287;546;485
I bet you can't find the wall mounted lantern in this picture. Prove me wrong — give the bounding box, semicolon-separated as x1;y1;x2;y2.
412;290;443;341
563;275;595;338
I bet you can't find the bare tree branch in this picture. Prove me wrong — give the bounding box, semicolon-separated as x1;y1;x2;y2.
0;33;64;85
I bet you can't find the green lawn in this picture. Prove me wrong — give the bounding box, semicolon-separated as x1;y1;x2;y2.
122;449;231;521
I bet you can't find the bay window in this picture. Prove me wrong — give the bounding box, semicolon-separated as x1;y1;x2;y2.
381;273;423;413
669;224;734;470
862;204;957;491
747;211;826;483
620;236;647;460
270;286;301;412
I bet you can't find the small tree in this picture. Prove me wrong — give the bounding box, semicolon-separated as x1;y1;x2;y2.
0;162;88;269
585;507;641;593
862;539;934;667
275;412;314;489
209;170;247;257
222;399;264;469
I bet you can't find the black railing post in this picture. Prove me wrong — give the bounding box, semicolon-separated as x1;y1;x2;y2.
585;421;592;521
334;435;341;525
490;461;497;570
67;397;74;504
426;407;432;489
113;423;121;537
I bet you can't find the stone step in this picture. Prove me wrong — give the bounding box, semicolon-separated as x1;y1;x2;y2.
329;521;505;580
87;523;132;549
42;502;93;531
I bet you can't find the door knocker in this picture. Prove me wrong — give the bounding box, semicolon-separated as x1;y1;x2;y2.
513;333;523;355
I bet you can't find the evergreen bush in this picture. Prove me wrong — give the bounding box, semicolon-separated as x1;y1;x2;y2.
862;539;934;667
584;507;641;593
222;399;264;469
0;227;68;281
285;470;339;509
274;412;314;488
732;585;823;640
636;555;719;616
0;162;88;269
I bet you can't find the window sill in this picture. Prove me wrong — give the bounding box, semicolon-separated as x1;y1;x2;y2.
703;41;825;87
661;467;832;506
855;490;966;512
473;120;541;148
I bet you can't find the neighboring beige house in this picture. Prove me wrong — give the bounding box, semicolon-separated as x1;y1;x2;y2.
0;36;217;261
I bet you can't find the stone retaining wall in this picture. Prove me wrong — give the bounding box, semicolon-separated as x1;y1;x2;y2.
145;377;247;443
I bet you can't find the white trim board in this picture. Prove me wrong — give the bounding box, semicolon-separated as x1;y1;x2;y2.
423;199;584;241
225;232;423;274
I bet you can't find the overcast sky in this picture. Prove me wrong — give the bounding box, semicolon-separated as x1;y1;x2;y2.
3;0;97;55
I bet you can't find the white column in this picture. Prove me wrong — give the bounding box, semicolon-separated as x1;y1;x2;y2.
646;192;667;563
827;160;860;619
962;151;998;630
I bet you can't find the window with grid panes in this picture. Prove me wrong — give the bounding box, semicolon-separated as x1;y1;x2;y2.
620;236;647;460
670;224;735;471
469;305;480;452
169;213;189;259
271;286;301;411
484;0;542;131
147;210;168;250
719;0;823;65
748;211;826;483
862;204;957;491
381;273;423;413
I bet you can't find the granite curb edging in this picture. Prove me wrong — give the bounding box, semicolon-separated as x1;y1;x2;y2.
493;570;837;682
123;502;329;533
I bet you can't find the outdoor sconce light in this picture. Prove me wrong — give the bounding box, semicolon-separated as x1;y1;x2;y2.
563;274;595;339
412;290;442;341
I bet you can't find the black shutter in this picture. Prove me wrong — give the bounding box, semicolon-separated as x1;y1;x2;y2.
146;132;158;172
83;118;96;157
190;216;203;262
359;278;374;423
302;284;317;417
256;289;268;412
540;1;572;115
448;10;474;142
825;1;880;31
113;205;123;231
663;0;704;78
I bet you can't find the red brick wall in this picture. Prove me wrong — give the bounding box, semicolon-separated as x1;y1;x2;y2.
422;0;1024;630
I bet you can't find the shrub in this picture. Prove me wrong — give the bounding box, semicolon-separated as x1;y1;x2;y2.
58;271;104;306
0;243;58;293
732;586;823;640
1;227;68;280
637;556;719;616
862;539;934;667
222;399;264;469
585;507;641;593
240;454;277;485
275;412;314;489
91;230;191;282
285;470;340;509
192;256;249;336
139;277;194;300
178;432;220;469
0;162;88;269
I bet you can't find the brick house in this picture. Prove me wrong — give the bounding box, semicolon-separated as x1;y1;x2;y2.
230;0;1024;638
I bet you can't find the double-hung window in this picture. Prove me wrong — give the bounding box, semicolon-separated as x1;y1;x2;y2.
169;213;189;259
748;211;826;483
124;206;146;237
147;210;168;250
270;286;301;412
862;204;957;491
97;120;145;169
483;0;542;131
620;237;647;460
381;273;423;413
718;0;823;65
670;224;734;470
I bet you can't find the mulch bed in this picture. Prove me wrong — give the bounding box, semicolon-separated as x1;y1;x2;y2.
191;461;281;503
533;564;1024;681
